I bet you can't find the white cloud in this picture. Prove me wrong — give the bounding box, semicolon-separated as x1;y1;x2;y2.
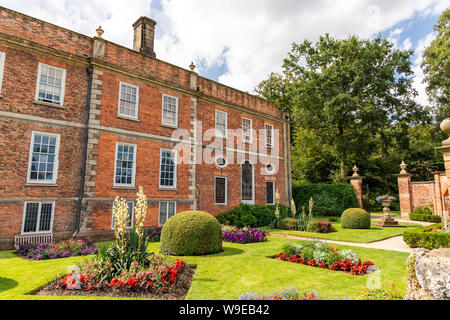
0;0;448;103
402;38;413;50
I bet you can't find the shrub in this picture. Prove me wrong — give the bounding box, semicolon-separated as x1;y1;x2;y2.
241;214;258;227
409;213;442;223
278;218;298;230
292;184;359;216
341;208;371;229
307;221;334;233
216;204;291;227
403;224;450;249
221;225;267;244
413;206;433;215
160;211;223;256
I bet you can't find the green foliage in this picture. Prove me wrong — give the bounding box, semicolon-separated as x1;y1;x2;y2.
306;220;319;232
217;204;291;227
422;9;450;122
341;208;371;229
403;224;450;249
292;183;359;216
94;226;153;280
278;218;298;230
160;211;223;256
240;214;258;227
409;213;441;223
413;206;433;215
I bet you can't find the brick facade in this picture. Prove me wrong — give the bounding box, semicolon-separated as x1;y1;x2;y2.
0;7;291;249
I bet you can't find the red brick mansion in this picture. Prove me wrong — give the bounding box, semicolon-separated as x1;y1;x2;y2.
0;7;291;249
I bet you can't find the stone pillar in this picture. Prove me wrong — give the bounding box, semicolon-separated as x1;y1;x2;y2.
396;161;413;219
436;118;450;230
349;165;364;209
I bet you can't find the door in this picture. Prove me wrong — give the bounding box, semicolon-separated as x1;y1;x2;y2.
241;160;254;204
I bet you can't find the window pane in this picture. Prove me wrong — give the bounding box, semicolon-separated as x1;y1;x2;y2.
118;83;138;118
114;144;135;185
23;203;39;233
37;64;64;105
215;177;226;204
39;203;53;231
266;182;274;204
162;95;178;126
29;133;58;182
159;149;176;187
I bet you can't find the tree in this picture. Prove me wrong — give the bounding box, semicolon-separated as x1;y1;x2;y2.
422;9;450;122
257;34;424;183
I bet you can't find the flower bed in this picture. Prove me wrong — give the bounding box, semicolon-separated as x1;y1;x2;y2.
275;240;375;275
17;239;98;260
239;287;318;300
222;225;267;244
146;226;162;242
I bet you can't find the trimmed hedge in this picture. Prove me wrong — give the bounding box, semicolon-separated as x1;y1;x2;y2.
341;208;371;229
292;183;359;216
409;213;442;223
403;224;449;249
217;204;292;227
160;211;223;256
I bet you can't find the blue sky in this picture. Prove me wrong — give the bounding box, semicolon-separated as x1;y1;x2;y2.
1;0;448;104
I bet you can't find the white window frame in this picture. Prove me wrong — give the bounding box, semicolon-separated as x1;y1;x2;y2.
242;117;253;143
35;62;66;106
159;148;178;189
158;201;177;226
266;181;275;205
26;131;60;185
111;200;135;229
113;142;137;188
161;94;179;127
21;201;55;235
215;156;227;169
215;109;228;138
0;52;5;94
117;81;139;120
214;176;228;205
265;124;274;147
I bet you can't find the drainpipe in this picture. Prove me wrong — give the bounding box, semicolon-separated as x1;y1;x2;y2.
73;66;93;237
285;113;292;205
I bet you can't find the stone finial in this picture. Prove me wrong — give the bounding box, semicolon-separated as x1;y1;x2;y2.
400;161;408;174
189;62;196;72
440;118;450;146
352;164;359;177
96;26;104;38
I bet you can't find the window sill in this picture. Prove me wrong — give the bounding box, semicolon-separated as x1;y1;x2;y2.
158;187;178;191
160;123;178;129
33;100;65;109
25;183;58;187
215;203;227;206
116;115;140;122
112;185;137;190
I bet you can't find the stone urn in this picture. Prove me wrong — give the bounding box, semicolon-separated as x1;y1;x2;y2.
441;118;450;146
376;195;404;227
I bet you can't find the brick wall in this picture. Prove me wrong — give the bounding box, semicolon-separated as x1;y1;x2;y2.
0;7;290;249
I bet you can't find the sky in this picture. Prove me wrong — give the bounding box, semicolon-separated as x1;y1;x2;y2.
1;0;448;105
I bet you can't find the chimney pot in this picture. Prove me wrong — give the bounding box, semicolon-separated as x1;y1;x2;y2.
133;16;157;58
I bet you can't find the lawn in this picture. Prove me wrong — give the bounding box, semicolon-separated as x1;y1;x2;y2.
0;237;410;300
371;211;401;217
262;220;421;243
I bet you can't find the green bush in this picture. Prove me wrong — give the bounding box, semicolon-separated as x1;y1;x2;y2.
409;213;442;223
217;204;291;227
241;214;257;227
341;208;371;229
278;218;298;230
160;211;223;256
413;206;433;215
292;184;359;216
403;224;449;249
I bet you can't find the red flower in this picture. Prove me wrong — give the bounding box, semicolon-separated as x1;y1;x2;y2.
147;281;153;287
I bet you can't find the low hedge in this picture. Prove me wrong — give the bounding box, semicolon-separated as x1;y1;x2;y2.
409;213;442;223
217;204;292;227
292;183;359;216
403;224;449;249
341;208;371;229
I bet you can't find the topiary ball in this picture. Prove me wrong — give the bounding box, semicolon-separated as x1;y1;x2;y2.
341;208;371;229
160;211;223;256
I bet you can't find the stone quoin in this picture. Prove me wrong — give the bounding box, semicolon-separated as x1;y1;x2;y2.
0;7;291;249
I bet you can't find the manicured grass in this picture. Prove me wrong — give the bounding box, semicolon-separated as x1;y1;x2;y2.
262;220;421;243
0;238;410;300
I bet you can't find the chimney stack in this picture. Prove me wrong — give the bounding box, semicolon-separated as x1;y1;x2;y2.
132;16;157;58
